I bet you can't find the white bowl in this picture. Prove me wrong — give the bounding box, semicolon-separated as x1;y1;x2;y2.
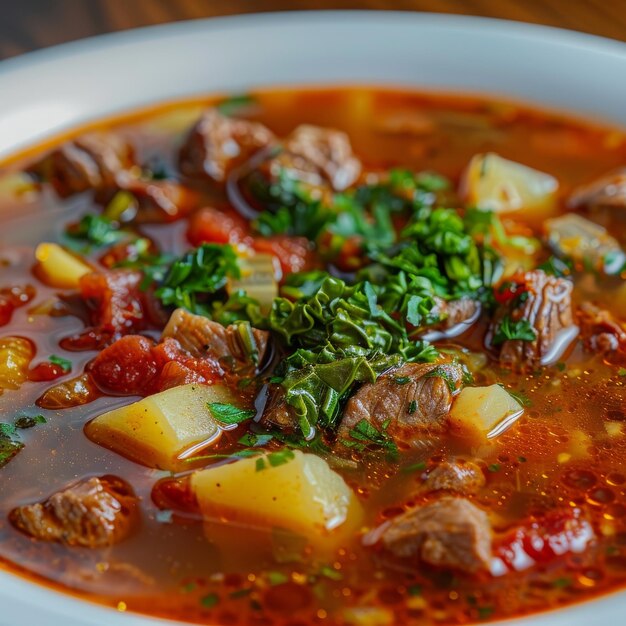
1;11;625;626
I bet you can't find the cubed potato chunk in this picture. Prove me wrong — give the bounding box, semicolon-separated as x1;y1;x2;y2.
449;384;524;442
86;383;246;470
0;336;34;394
35;242;93;288
191;450;360;535
461;153;558;214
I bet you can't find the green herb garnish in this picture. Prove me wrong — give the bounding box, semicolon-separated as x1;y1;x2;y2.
200;593;219;608
207;403;255;426
49;354;72;373
155;243;241;315
492;316;537;345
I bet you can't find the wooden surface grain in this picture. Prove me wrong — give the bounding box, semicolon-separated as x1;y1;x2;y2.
1;0;626;60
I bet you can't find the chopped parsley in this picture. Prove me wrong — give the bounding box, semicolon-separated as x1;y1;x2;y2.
14;414;46;429
394;376;411;385
267;571;289;586
407;400;417;414
319;565;343;581
343;418;398;459
492;316;537;345
407;584;422;596
207;403;255;426
0;414;47;468
255;449;296;472
402;461;427;473
49;354;72;373
155;243;241;315
199;592;219;608
65;213;124;247
488;463;501;473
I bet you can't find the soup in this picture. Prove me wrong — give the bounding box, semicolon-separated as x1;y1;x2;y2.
1;87;626;626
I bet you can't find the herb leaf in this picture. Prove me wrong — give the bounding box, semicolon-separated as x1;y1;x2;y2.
492;316;537;345
49;354;72;373
207;403;255;426
155;244;241;315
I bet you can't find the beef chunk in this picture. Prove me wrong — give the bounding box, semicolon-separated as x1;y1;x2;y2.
338;362;464;448
30;132;134;197
545;213;625;275
489;270;577;370
179;109;275;182
260;385;296;432
569;167;626;211
10;476;138;547
262;124;361;191
423;297;481;340
370;497;492;573
577;302;626;354
102;179;198;224
421;460;485;495
161;308;269;373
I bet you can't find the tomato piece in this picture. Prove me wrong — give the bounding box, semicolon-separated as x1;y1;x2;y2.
155;361;207;392
187;206;251;247
0;298;15;327
79;269;148;336
89;335;159;395
0;285;36;326
490;508;595;575
252;235;315;275
29;362;67;382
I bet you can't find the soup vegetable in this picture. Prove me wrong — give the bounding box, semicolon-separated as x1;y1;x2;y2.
1;88;626;626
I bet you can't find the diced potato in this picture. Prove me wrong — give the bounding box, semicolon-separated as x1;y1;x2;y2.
35;243;93;288
449;384;524;442
461;153;558;214
0;336;34;394
228;252;279;312
545;213;626;275
86;383;246;470
191;450;360;536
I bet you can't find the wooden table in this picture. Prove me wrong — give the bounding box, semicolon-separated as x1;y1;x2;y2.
1;0;626;60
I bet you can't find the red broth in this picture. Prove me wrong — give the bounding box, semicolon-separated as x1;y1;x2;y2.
0;87;626;625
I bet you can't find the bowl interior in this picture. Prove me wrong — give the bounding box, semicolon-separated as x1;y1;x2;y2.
1;11;626;626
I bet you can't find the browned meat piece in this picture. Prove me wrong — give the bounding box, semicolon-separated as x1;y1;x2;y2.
30;132;134;197
98;179;198;224
10;476;138;547
577;302;626;354
423;297;481;340
488;270;577;371
369;497;492;573
259;385;296;432
337;362;464;448
161;308;269;372
179;108;275;182
421;460;485;495
262;124;361;191
569;167;626;210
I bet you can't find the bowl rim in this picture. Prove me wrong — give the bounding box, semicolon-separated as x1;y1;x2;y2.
1;10;626;626
1;10;626;75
